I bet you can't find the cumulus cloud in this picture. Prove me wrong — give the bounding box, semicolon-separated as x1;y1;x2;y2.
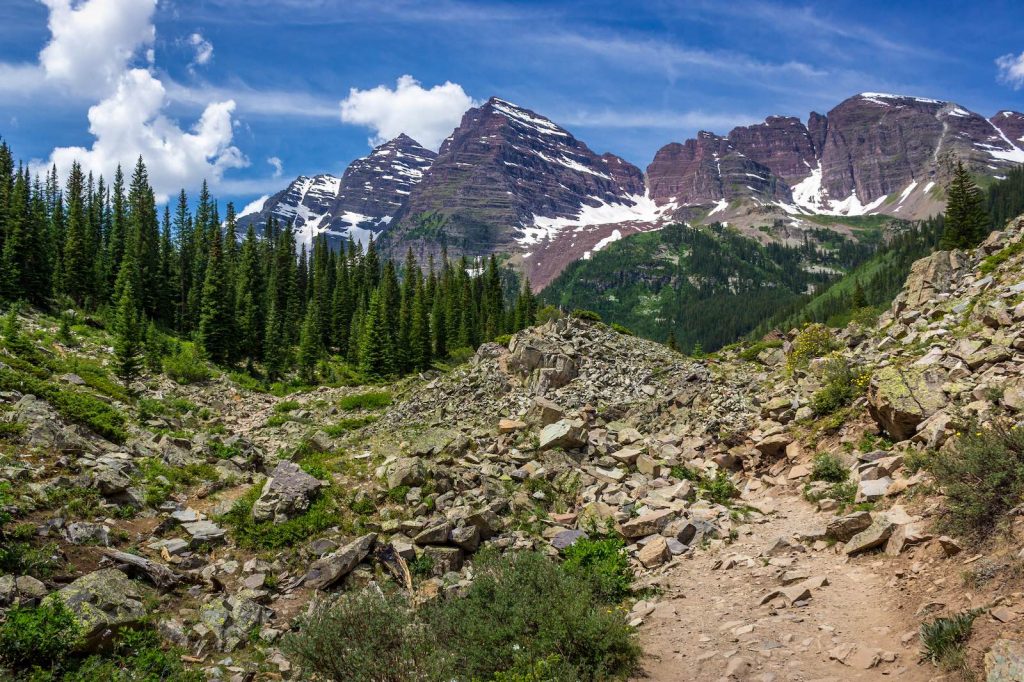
187;32;214;71
267;156;284;177
0;0;249;200
39;0;157;95
339;74;476;150
997;52;1024;89
45;69;247;202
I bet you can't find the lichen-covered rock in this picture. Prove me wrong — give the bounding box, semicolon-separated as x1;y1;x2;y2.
252;460;324;523
385;457;427;489
538;419;587;451
867;364;947;440
304;533;377;590
986;638;1024;682
46;569;146;651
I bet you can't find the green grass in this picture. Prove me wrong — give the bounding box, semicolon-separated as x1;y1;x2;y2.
920;609;982;674
979;238;1024;275
218;484;346;550
274;400;301;413
561;537;632;602
339;391;392;411
324;415;377;436
138;459;219;507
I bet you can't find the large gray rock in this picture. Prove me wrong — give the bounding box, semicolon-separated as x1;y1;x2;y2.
867;365;947;441
304;533;377;590
825;511;872;542
252;460;325;523
894;250;966;313
845;517;895;556
538;419;587;451
46;569;146;651
385;457;427;489
619;509;675;540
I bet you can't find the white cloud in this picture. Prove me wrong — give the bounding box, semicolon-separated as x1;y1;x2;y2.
267;156;283;177
997;52;1024;89
339;74;476;150
38;0;156;95
187;32;214;71
43;68;247;202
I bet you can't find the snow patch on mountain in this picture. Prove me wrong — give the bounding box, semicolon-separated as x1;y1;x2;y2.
520;193;675;246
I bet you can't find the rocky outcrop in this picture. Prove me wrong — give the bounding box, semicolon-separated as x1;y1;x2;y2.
866;365;948;441
47;569;147;651
252;460;325;523
726;116;818;186
893;250;967;313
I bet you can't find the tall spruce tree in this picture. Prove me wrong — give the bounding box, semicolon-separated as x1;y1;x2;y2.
112;279;143;385
197;221;235;364
940;160;990;249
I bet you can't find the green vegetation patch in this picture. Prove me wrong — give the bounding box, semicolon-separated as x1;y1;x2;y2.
338;390;392;411
219;484;344;550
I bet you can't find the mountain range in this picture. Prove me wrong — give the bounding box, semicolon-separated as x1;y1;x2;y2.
239;93;1024;288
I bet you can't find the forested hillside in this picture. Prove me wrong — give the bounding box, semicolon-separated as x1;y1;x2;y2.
0;141;536;387
541;222;877;352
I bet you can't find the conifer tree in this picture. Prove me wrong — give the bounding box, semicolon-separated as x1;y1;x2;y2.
359;289;394;378
113;280;143;385
410;276;431;370
62;162;90;305
940;160;990;249
298;298;322;384
197;222;235;364
263;302;288;381
235;225;266;362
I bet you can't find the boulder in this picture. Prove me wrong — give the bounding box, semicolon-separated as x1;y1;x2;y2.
527;397;565;426
638;536;670;568
538;419;587;451
385;457;427;489
867;365;947;441
986;639;1024;682
619;509;674;540
895;250;965;313
304;533;377;590
252;460;325;523
845;517;894;556
826;511;872;542
46;569;146;651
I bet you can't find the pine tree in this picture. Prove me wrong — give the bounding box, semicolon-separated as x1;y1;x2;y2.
851;280;867;309
112;280;143;385
410;275;431;370
235;225;266;362
62;162;90;305
298;298;322;384
940;160;990;250
143;320;164;373
197;222;235;364
359;289;394;378
666;329;679;352
263;302;288;381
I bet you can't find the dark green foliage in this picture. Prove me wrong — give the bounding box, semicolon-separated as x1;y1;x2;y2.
112;280;143;385
571;308;602;322
162;345;211;384
281;590;449;682
425;550;639;680
323;415;377;436
810;453;848;483
284;550;639;682
0;600;80;671
561;537;632;602
810;359;868;416
699;470;739;505
940;160;990;250
339;390;392;410
219;484;342;549
0;366;127;442
926;424;1024;538
920;609;981;673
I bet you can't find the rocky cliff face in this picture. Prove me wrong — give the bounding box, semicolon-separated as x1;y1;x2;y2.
237;135;435;251
382;98;650;265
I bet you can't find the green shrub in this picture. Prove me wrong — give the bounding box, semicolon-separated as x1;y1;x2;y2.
699;470;738;505
408;553;435;578
274;400;301;413
46;486;104;519
446;346;475;365
738;339;783;362
534;305;561;325
61;628;202;682
425;550;639;680
0;367;127;443
927;424;1024;538
219;485;343;549
803;480;857;508
810;357;868;416
281;590;448;682
571;309;602;322
493;333;513;347
610;323;634;336
786;323;837;373
139;459;218;507
323;415;377;436
339;391;392;411
162;346;212;385
979;238;1024;275
0;421;25;438
810;452;848;483
0;600;80;670
561;537;632;602
920;609;981;673
386;485;410;503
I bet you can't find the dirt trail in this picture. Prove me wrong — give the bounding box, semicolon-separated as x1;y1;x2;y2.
634;492;932;682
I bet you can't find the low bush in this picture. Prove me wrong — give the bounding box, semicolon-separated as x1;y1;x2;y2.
0;600;80;671
786;323;837;373
492;333;513;347
219;484;343;549
927;423;1024;538
0;421;25;438
282;590;448;682
274;400;301;413
162;346;212;385
283;550;640;682
810;452;848;483
668;466;738;506
920;609;981;673
738;338;783;362
561;537;632;602
979;238;1024;275
534;305;562;325
323;415;377;436
446;346;475;365
610;323;634;336
139;459;218;507
338;391;392;411
571;308;602;322
809;357;868;416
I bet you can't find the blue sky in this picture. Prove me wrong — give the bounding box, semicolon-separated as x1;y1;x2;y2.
0;0;1022;208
